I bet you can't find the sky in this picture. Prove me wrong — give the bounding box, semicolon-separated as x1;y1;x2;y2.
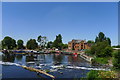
2;2;118;45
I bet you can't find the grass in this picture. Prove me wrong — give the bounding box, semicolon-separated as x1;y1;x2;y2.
93;57;110;64
86;70;117;79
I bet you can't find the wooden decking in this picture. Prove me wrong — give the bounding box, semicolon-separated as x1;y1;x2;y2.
20;65;55;79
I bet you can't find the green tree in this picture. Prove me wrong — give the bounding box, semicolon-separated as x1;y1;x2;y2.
26;39;38;50
2;36;16;49
52;34;63;50
62;44;68;49
95;41;109;57
95;32;111;46
37;35;47;49
95;36;99;43
113;50;120;70
87;70;99;80
103;46;113;57
98;32;106;42
87;40;94;44
17;39;24;49
106;37;111;46
47;41;53;48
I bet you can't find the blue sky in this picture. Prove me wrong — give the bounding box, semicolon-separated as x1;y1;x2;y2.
2;2;118;45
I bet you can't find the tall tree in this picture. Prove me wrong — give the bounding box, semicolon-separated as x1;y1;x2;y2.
2;36;16;49
53;34;63;50
95;32;111;46
37;35;47;49
17;39;24;49
98;32;106;42
26;39;38;50
95;36;99;43
106;37;111;46
47;41;53;48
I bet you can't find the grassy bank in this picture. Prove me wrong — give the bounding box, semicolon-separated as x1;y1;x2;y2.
93;57;110;64
86;70;117;79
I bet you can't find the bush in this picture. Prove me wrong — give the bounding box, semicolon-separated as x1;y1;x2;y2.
85;49;92;56
103;46;113;57
89;41;113;57
87;70;117;79
87;70;99;80
112;50;120;70
93;57;109;64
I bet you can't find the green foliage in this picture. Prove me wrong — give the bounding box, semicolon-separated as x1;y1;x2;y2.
103;46;113;57
89;32;112;57
98;32;106;42
2;36;16;49
87;40;94;44
93;41;112;57
112;45;120;48
87;70;99;80
85;49;92;56
37;35;47;49
17;39;24;49
87;70;116;79
62;44;68;49
93;57;109;64
112;50;120;70
95;32;111;46
52;34;63;50
47;41;53;48
26;39;38;50
106;37;111;46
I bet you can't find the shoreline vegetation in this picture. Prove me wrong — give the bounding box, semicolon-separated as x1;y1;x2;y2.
1;32;120;79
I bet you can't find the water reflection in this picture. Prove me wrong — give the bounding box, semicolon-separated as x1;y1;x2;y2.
2;54;15;62
52;54;64;65
15;54;23;61
2;52;91;67
68;55;90;66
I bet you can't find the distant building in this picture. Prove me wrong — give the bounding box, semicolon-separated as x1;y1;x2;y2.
68;39;92;51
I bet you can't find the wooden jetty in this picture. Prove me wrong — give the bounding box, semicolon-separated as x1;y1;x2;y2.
20;65;55;79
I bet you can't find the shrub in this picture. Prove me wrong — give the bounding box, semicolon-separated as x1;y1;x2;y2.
94;57;109;64
87;70;117;79
112;50;120;70
103;46;113;57
87;70;99;80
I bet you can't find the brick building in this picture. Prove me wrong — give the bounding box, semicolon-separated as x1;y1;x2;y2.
68;39;92;51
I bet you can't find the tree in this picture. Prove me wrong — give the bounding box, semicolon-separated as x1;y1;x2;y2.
95;32;111;46
95;36;99;43
11;39;17;49
98;32;106;42
47;41;53;48
52;34;63;50
89;32;112;57
17;39;24;49
113;50;120;70
106;37;111;46
37;35;47;49
2;36;16;49
103;46;113;57
62;44;68;49
26;39;38;50
87;40;94;44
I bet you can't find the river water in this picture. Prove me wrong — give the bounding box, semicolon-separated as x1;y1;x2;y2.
0;52;109;79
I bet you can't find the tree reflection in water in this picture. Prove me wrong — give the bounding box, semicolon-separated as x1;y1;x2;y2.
15;54;23;61
52;54;64;65
2;53;15;62
68;55;86;66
